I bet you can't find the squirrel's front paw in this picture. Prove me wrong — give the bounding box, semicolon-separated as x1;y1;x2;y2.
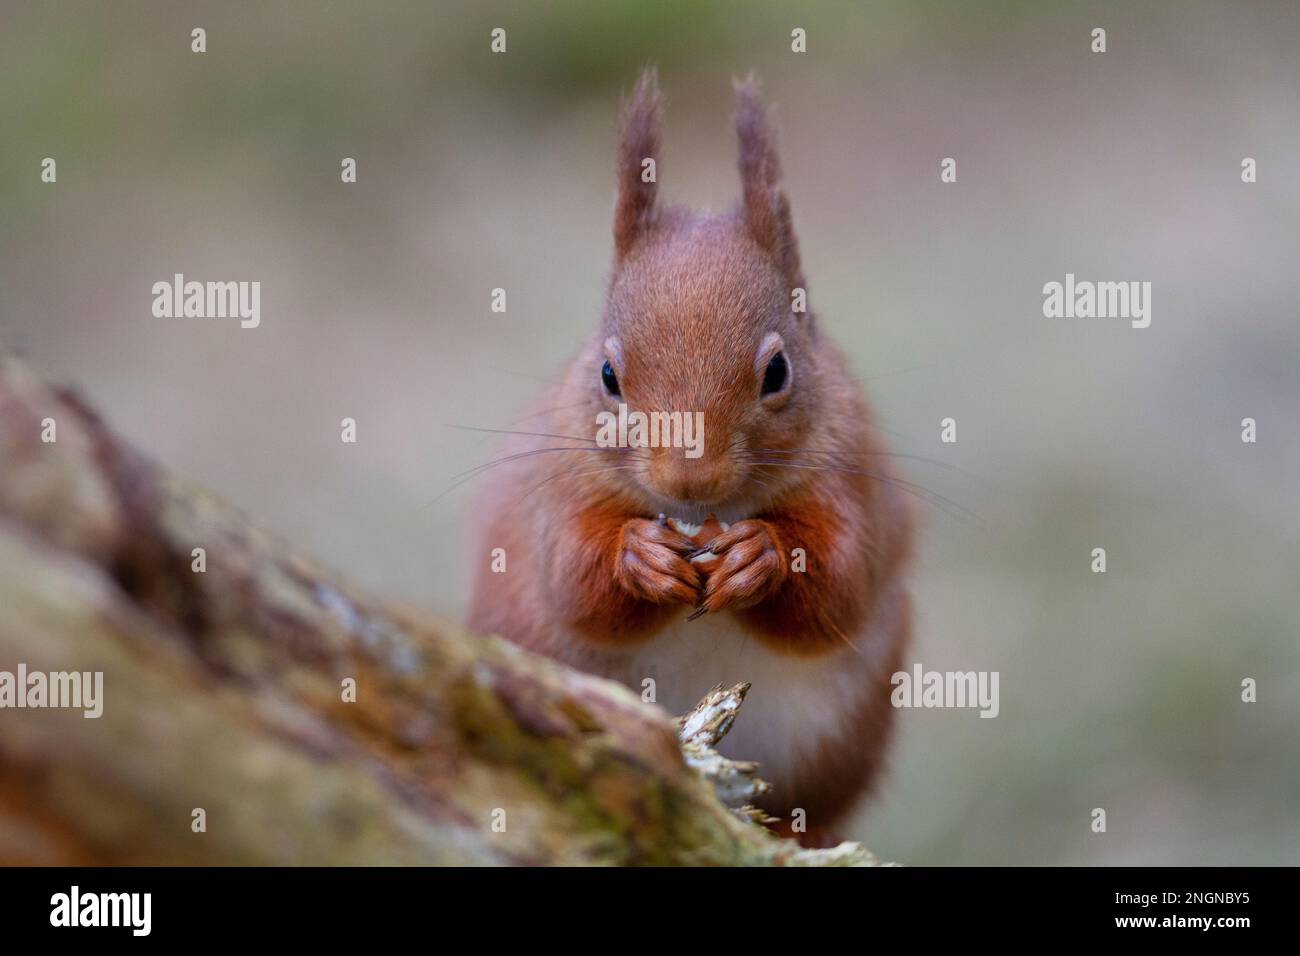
616;518;701;605
688;519;787;619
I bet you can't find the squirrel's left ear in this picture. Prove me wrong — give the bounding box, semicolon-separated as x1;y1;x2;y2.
733;76;804;289
613;68;662;262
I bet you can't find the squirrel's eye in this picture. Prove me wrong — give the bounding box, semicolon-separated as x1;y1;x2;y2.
601;359;621;397
761;351;789;395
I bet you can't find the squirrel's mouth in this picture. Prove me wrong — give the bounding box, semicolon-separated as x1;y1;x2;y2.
665;516;732;566
638;487;754;526
630;456;772;523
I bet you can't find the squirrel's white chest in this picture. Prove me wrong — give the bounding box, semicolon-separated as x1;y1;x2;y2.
579;613;879;786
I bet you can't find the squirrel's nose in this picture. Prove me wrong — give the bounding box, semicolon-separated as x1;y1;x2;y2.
649;448;733;504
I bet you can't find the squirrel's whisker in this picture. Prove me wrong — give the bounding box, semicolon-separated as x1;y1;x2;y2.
450;446;641;483
518;464;640;505
428;446;643;507
744;459;982;525
448;423;603;445
744;446;986;482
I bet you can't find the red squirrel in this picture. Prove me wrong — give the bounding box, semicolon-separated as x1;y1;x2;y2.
467;70;914;843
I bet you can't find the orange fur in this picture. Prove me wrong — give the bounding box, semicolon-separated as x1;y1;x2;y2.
467;70;914;837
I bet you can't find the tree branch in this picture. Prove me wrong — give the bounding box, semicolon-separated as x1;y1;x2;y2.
0;352;882;866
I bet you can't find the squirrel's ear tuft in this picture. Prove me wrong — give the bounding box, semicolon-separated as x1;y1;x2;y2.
613;67;662;261
733;75;803;286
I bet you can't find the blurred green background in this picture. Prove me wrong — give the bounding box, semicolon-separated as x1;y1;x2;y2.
2;0;1297;864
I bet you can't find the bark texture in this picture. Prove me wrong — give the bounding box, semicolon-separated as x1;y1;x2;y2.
0;352;882;866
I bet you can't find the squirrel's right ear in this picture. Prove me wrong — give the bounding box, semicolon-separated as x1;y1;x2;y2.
733;75;804;289
613;68;662;261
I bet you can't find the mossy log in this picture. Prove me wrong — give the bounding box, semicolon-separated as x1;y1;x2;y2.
0;352;881;866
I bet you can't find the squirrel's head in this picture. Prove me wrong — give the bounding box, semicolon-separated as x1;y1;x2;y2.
593;69;824;515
